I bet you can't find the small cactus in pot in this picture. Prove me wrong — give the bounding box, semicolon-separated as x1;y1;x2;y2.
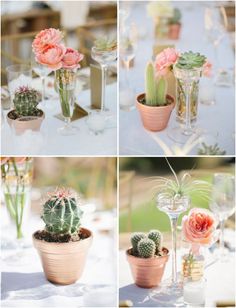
127;230;169;288
33;187;93;285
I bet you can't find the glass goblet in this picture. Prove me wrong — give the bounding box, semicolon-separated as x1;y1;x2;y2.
91;46;117;112
210;173;235;261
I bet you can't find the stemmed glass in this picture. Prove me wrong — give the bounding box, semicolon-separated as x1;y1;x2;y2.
31;53;52;108
205;7;231;87
91;46;117;112
210;173;235;260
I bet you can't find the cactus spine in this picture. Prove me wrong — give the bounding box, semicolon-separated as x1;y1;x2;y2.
145;62;167;106
41;188;83;235
131;232;146;253
13;86;40;117
148;230;162;253
138;238;156;258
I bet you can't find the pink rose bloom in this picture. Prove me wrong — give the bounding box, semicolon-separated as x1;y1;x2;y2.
62;48;84;69
203;60;212;77
155;48;179;76
182;208;218;249
32;28;63;54
36;44;66;70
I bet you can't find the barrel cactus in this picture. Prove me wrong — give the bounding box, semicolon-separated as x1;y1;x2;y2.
41;188;83;235
145;62;167;106
148;230;162;252
13;86;40;117
138;238;156;258
131;232;146;253
175;51;206;70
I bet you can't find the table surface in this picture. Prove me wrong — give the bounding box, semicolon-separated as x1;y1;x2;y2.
1;81;117;156
1;207;117;307
119;2;235;155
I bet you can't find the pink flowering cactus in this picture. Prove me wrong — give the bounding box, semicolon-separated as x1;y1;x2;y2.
32;28;84;71
155;48;179;76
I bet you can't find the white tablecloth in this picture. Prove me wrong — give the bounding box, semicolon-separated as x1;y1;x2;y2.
119;2;235;155
1;209;117;307
1;83;117;156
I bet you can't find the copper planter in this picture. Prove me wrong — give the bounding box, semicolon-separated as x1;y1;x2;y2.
136;93;175;132
33;227;92;285
126;248;169;288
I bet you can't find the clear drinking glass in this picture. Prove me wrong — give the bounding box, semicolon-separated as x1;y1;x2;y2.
31;53;52;107
86;110;106;135
55;68;78;135
91;46;117;112
6;64;32;106
210;173;235;260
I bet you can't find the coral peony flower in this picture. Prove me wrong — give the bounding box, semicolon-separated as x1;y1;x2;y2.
36;44;66;70
32;28;63;54
203;60;212;77
62;48;84;69
155;48;179;76
0;157;10;165
182;208;218;248
13;157;27;164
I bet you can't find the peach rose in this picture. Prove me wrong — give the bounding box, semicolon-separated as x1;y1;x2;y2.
182;208;218;248
203;60;212;77
62;48;84;69
155;48;179;76
32;28;63;54
36;44;66;70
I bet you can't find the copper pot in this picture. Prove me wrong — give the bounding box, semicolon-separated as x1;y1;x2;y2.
168;24;181;40
136;93;175;132
33;227;92;285
126;248;169;288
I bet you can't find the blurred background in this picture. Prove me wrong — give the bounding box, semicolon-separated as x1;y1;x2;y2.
1;0;117;85
119;157;235;248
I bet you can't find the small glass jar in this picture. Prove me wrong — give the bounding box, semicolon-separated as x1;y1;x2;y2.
183;277;206;306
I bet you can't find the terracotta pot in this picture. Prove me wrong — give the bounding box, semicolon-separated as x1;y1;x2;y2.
136;93;175;132
126;248;169;288
168;24;181;40
7;109;45;135
33;227;93;285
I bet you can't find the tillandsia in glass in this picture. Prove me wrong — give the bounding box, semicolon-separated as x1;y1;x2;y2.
1;157;33;239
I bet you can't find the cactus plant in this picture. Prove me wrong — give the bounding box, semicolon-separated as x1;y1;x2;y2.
148;230;162;252
138;238;156;258
41;187;83;235
145;62;167;106
131;232;146;253
13;86;40;117
176;51;206;70
94;37;117;51
169;8;181;25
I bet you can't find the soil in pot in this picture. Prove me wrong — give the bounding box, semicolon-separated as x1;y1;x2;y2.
34;229;89;243
7;109;44;120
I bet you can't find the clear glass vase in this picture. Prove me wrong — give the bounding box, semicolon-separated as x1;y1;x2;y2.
55;68;78;135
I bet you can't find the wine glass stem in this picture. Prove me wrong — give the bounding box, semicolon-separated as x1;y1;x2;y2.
101;64;107;111
41;76;45;104
219;219;225;256
124;60;130;88
184;83;192;135
170;216;178;284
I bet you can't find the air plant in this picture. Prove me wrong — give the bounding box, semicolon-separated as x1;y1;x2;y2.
94;37;117;51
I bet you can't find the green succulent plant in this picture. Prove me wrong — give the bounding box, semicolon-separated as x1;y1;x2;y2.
175;51;206;70
148;230;162;253
145;62;167;106
94;37;117;51
13;86;40;117
138;238;156;258
169;8;182;24
41;187;83;235
131;232;146;253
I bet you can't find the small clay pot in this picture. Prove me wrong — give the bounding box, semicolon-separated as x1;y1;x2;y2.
168;23;181;40
136;93;175;132
126;247;169;288
33;227;93;285
7;109;45;135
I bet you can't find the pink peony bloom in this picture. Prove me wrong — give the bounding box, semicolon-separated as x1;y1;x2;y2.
32;28;63;54
62;48;84;69
182;208;218;250
203;60;212;77
155;48;179;76
36;44;66;70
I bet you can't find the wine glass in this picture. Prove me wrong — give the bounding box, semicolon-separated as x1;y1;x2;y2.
210;173;235;260
31;53;52;107
204;6;232;87
91;46;117;112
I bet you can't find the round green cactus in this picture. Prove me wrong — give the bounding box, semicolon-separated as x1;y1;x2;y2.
13;86;40;117
138;238;156;258
41;188;83;235
148;230;162;252
131;232;146;253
